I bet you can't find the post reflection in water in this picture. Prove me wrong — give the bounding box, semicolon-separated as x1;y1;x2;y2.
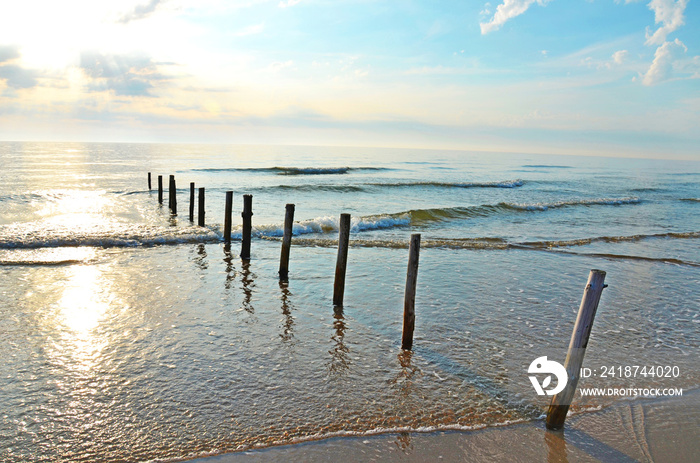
326;306;350;378
278;280;294;343
545;428;570;463
240;260;255;313
393;431;413;453
390;350;419;399
387;350;419;453
193;243;208;270
223;245;236;291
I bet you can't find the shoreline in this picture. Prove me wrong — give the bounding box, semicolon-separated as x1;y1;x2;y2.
188;389;699;462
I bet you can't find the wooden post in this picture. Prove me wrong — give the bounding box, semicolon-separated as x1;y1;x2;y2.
148;172;152;191
402;234;421;350
546;269;607;431
169;175;177;214
189;182;195;222
279;204;295;280
224;191;233;244
158;175;163;204
241;194;253;260
198;187;205;227
168;175;173;209
332;213;351;306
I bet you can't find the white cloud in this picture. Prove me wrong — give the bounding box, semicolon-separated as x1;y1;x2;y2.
612;50;628;64
642;38;686;85
118;0;165;24
645;0;687;46
278;0;301;7
479;0;550;35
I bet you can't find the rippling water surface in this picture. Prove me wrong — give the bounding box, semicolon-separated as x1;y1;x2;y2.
0;142;698;462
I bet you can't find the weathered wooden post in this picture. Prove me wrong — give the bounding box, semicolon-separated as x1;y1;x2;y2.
279;204;295;280
198;187;205;227
169;175;177;214
332;213;351;306
189;182;195;222
402;234;421;350
224;191;233;244
158;175;163;204
546;269;607;431
148;172;152;191
241;194;253;260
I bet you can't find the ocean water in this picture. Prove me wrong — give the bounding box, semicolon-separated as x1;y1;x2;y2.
0;142;698;462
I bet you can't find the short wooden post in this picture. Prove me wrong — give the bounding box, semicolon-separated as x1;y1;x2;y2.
198;187;205;227
546;269;607;431
279;204;295;279
189;182;195;222
158;175;163;204
401;234;421;350
332;213;351;306
148;172;152;191
169;175;177;214
241;194;253;260
224;191;233;244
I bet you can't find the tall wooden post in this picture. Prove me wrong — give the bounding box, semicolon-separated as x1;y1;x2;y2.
402;234;421;350
546;269;607;431
158;175;163;204
148;172;152;191
241;194;253;260
333;213;351;306
198;187;205;227
189;182;195;222
169;175;177;214
279;204;295;280
224;191;233;244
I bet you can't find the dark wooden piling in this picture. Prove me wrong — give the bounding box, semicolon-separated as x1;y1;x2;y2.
169;175;177;214
241;194;253;260
279;204;295;280
158;175;163;204
198;187;205;227
189;182;195;222
401;234;421;350
224;191;233;244
546;269;607;431
332;213;351;306
148;172;152;191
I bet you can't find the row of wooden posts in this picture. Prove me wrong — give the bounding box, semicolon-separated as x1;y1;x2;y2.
147;172;606;432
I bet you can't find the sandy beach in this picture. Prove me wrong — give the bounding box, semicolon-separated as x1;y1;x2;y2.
193;389;699;463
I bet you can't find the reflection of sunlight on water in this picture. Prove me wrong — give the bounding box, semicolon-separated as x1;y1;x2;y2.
60;266;108;333
0;247;97;264
55;265;114;371
39;190;113;230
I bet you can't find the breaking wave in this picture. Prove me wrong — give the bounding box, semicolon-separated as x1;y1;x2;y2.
0;223;221;250
0;197;647;250
252;179;525;194
191;167;390;175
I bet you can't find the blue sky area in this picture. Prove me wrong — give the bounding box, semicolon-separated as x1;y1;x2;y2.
0;0;698;159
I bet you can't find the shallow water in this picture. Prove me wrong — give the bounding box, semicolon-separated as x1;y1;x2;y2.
0;142;698;462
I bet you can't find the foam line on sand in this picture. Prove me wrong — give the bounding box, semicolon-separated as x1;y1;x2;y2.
188;389;699;462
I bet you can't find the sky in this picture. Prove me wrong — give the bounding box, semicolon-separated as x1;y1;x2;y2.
0;0;698;159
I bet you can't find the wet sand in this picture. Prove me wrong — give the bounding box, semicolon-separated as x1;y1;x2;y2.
191;389;699;462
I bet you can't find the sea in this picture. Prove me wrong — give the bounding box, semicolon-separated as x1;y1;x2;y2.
0;142;698;462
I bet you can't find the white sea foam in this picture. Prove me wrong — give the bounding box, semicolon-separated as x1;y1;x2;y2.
508;197;641;211
0;222;221;249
